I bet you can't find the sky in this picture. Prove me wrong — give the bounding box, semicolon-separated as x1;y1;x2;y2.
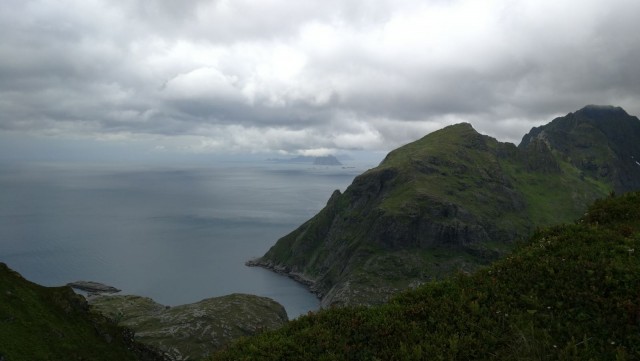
1;0;640;161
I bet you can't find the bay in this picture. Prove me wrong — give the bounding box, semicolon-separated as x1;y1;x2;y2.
0;161;370;318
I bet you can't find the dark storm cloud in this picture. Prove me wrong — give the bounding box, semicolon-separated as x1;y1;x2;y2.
1;0;640;155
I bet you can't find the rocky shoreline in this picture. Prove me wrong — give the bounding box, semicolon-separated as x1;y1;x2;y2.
245;258;324;299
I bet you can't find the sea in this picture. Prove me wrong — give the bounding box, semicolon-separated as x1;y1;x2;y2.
0;160;375;318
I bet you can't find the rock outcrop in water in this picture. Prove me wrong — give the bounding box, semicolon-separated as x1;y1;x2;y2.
67;281;121;294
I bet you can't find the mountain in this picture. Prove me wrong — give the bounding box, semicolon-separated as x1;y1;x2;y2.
249;105;640;306
267;155;315;163
520;105;640;192
214;191;640;360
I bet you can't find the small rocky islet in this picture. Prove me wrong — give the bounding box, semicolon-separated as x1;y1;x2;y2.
67;281;121;294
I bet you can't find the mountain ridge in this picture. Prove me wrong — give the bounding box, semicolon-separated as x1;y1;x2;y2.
250;105;640;306
520;105;640;192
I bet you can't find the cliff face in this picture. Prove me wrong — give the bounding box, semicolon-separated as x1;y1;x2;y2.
520;105;640;193
253;106;640;306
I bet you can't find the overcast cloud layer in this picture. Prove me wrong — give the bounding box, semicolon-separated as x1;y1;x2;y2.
1;0;640;156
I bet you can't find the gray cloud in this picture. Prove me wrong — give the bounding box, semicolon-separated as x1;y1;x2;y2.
1;0;640;157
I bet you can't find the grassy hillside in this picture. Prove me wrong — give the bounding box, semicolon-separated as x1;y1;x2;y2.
0;264;164;360
213;192;640;360
254;112;622;306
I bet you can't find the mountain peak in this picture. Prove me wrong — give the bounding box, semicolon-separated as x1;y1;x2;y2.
439;122;476;134
520;105;636;149
574;104;629;119
379;122;487;168
520;105;640;192
421;122;480;142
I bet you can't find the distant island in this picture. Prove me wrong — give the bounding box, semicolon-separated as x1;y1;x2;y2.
312;155;342;166
267;154;343;166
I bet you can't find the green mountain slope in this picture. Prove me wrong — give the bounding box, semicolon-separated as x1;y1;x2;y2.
250;105;640;306
214;191;640;360
0;264;164;361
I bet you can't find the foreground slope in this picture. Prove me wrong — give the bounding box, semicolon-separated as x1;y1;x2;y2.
251;105;640;306
0;264;164;361
215;192;640;360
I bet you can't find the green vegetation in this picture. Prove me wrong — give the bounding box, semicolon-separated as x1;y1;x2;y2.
3;105;637;360
254;106;640;306
500;152;609;226
90;293;288;360
213;192;640;360
0;264;164;361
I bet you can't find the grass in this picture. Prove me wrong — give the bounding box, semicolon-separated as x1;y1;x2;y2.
212;192;640;360
501;154;609;227
0;264;161;360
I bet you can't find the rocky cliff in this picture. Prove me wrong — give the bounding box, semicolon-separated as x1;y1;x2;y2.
520;105;640;192
250;105;640;306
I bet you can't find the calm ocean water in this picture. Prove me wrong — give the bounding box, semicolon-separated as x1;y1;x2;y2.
0;161;369;318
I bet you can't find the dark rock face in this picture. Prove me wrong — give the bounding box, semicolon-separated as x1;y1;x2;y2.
520;105;640;192
254;106;640;306
520;138;561;173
